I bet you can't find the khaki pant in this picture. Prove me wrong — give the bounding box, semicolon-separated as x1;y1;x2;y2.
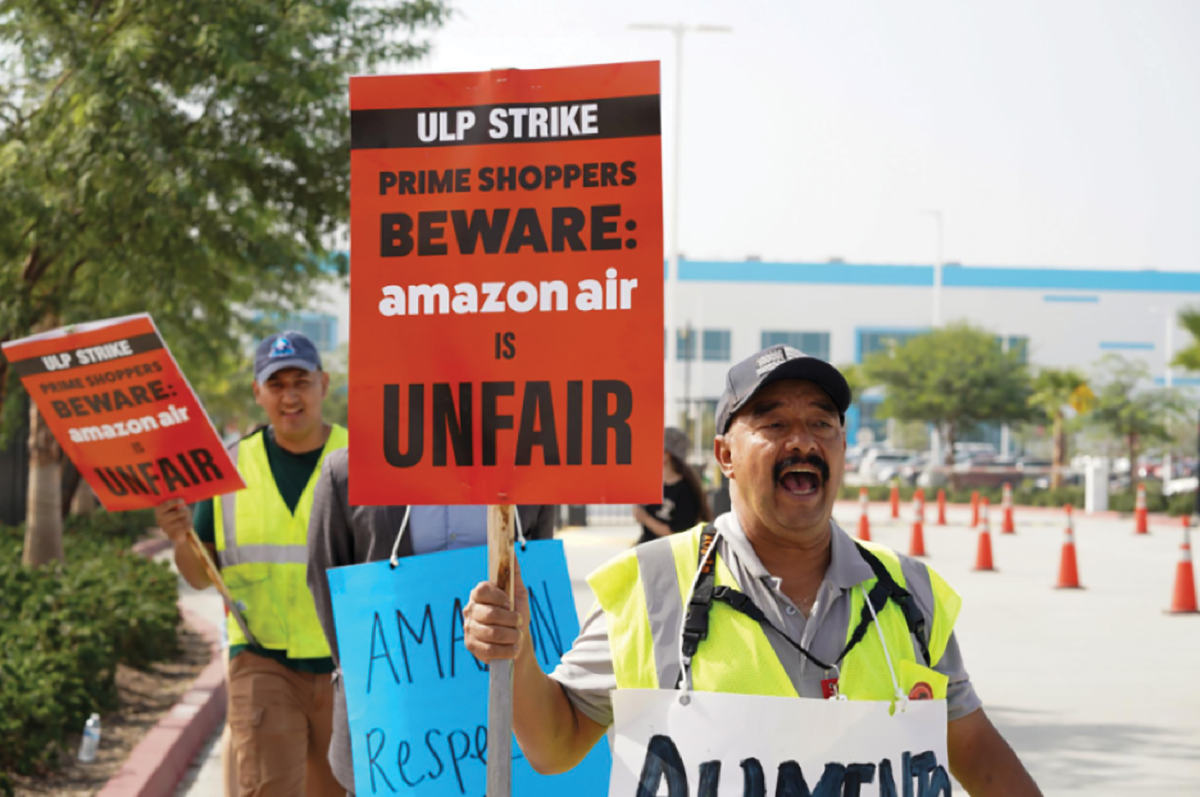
227;651;341;797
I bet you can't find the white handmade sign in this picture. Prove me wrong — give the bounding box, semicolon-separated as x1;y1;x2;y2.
610;690;951;797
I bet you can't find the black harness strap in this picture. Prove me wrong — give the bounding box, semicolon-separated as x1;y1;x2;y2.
679;528;933;683
680;526;720;660
844;543;932;666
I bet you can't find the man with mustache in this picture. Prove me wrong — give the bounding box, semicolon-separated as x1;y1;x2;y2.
156;331;346;797
462;344;1042;795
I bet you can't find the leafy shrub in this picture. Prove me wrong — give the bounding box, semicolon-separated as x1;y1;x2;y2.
0;513;178;777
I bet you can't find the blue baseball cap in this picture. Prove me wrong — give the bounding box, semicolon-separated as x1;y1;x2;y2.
254;331;322;383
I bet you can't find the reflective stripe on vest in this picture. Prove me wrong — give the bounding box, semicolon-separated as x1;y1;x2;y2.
214;424;348;658
589;525;961;702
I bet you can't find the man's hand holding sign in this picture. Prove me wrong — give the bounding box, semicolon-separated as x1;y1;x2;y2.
0;313;265;645
464;346;1044;796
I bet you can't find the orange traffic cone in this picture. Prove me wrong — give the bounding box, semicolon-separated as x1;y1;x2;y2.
1135;483;1149;535
936;489;947;526
909;489;927;557
890;484;900;519
1001;482;1015;534
980;497;991;532
1056;504;1083;589
973;511;996;572
1168;515;1199;614
857;487;871;541
970;491;980;528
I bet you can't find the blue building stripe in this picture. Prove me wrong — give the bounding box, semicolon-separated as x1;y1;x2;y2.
1043;295;1100;303
662;259;1200;294
1099;341;1155;351
677;260;932;287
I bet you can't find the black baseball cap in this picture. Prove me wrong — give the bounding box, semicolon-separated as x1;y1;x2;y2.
254;331;322;383
715;344;851;434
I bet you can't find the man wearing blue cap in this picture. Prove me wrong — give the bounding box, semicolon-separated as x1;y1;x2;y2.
156;331;346;797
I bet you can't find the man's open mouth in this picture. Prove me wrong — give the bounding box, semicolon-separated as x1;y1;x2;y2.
780;470;822;496
774;455;830;497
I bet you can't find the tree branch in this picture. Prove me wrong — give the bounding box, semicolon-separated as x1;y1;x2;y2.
21;246;60;286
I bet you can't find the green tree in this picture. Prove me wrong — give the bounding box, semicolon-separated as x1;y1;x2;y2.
862;323;1032;484
838;363;871;403
1089;354;1192;494
1172;308;1200;372
1;1;448;565
1027;367;1091;489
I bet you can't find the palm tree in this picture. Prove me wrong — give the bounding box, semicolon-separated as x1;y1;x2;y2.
1173;308;1200;372
1028;368;1091;490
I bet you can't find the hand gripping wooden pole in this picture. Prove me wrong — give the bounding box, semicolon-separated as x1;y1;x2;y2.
487;504;517;797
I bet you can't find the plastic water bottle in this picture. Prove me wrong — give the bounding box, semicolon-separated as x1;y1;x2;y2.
78;713;101;762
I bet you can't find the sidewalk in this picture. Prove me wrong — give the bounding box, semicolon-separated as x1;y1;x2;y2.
156;551;229;797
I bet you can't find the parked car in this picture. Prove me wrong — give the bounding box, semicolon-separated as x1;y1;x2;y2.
897;453;931;486
1166;476;1199;496
859;449;916;484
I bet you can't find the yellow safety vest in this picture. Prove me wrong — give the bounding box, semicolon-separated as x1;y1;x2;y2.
588;525;962;702
214;425;348;658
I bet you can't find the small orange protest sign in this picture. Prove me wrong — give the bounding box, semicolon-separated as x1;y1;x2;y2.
2;314;244;511
349;62;664;506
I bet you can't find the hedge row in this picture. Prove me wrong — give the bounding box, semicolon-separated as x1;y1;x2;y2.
837;483;1196;516
0;510;179;785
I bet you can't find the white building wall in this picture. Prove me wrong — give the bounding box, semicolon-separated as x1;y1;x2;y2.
669;279;1199;405
317;259;1200;447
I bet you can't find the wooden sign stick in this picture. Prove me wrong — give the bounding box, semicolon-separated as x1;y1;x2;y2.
181;527;260;648
487;504;517;797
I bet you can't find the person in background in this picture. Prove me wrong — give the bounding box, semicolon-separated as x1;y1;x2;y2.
633;426;713;545
304;450;558;797
155;331;345;797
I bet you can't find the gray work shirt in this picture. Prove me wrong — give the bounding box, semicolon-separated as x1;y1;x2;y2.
409;505;489;554
550;512;982;726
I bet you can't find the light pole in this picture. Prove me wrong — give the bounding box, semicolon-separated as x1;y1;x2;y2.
999;334;1011;459
920;210;945;471
630;22;731;425
1151;306;1177;493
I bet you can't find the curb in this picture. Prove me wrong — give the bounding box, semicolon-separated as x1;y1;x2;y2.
96;537;227;797
96;605;226;797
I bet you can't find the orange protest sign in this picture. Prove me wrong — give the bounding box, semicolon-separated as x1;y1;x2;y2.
1;314;244;511
349;62;664;506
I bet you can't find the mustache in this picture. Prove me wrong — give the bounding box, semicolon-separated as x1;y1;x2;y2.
774;454;830;485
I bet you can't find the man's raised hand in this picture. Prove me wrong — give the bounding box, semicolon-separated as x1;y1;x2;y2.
155;497;193;546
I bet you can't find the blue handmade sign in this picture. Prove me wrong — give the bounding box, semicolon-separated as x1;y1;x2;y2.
327;540;611;796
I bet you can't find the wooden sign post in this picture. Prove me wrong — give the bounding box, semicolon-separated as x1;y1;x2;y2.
487;504;517;796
